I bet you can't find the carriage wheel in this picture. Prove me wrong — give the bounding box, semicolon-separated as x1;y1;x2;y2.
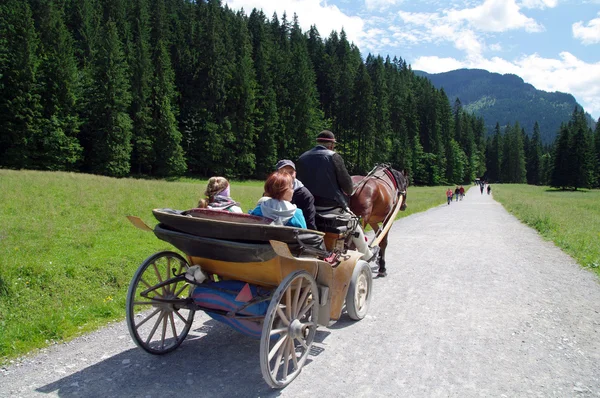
260;270;319;388
345;260;373;320
126;251;195;355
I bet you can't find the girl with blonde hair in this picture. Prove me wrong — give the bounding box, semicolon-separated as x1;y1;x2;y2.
197;177;242;213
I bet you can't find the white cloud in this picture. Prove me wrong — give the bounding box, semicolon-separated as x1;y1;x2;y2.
391;0;544;58
446;0;544;33
365;0;402;11
412;52;600;118
222;0;365;44
572;12;600;44
519;0;558;9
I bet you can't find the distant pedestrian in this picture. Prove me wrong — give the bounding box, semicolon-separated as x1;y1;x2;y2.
454;187;460;202
487;185;492;195
459;185;465;200
480;184;484;195
446;188;453;205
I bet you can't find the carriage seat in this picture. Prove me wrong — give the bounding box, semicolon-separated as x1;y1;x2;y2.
314;213;353;234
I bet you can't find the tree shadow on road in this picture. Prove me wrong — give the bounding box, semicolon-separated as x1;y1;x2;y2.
36;318;329;398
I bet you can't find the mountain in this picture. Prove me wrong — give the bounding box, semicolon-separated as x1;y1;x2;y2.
415;69;596;145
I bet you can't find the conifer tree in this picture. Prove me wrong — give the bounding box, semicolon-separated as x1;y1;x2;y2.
80;20;132;177
567;108;594;189
129;0;154;174
527;122;542;185
34;1;82;170
248;9;278;178
486;123;501;182
366;55;392;163
148;0;186;176
227;11;257;177
286;15;324;160
551;124;571;189
351;62;375;173
0;1;41;168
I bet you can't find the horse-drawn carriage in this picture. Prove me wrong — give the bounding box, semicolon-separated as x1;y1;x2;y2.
125;165;407;388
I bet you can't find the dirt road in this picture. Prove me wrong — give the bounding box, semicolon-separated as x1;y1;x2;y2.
2;187;599;397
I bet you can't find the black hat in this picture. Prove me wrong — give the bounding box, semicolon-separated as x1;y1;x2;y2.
316;130;337;143
275;159;295;170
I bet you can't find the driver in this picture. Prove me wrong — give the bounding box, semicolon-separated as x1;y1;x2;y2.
296;130;374;261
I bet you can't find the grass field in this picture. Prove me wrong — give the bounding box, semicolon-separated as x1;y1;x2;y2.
493;184;600;277
0;170;444;362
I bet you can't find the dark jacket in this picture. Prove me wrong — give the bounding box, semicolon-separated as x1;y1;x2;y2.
292;186;317;230
296;145;353;208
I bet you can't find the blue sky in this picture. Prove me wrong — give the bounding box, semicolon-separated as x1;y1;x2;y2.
223;0;600;119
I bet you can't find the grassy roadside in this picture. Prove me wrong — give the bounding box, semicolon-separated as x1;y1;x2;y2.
493;184;600;277
0;170;445;362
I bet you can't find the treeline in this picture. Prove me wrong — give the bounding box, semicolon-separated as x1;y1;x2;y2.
0;0;488;184
486;107;600;189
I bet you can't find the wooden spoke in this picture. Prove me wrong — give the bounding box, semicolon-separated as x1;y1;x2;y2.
145;312;165;344
134;308;161;330
288;338;299;370
174;283;188;298
132;301;154;306
164;258;172;294
297;299;316;320
276;306;290;326
282;337;291;381
295;337;309;350
268;335;289;362
270;328;288;336
169;313;177;341
292;280;302;318
285;287;292;320
295;286;311;318
271;341;285;380
139;277;154;292
173;309;188;323
160;312;168;349
152;263;167;296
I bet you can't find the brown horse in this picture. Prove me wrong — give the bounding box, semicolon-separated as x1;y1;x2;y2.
350;165;408;277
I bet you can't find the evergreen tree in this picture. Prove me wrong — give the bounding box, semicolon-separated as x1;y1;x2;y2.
550;124;571;189
285;15;324;161
351;62;375;173
80;20;132;177
148;0;186;176
248;9;278;178
366;55;392;163
527;121;542;185
0;1;41;168
486;123;501;182
129;0;154;174
227;10;257;178
567;107;594;189
33;1;82;170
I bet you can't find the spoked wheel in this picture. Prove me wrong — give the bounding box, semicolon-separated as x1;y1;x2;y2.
126;251;195;354
260;270;319;388
345;260;373;320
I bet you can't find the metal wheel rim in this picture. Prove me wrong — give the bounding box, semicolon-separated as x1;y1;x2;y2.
126;252;195;354
260;271;318;388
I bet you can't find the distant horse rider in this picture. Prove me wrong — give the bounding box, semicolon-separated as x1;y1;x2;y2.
296;130;374;261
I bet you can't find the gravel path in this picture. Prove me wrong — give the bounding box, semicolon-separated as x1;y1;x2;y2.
2;187;599;397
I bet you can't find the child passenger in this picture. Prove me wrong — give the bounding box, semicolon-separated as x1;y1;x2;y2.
249;171;307;228
197;176;242;213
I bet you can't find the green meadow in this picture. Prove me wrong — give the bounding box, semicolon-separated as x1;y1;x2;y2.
0;170;443;362
493;184;600;277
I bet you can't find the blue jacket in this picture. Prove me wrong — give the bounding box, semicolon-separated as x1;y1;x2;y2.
249;206;307;229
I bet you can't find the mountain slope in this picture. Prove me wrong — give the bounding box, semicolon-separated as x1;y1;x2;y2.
415;69;596;145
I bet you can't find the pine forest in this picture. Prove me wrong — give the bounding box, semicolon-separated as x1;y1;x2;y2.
1;0;599;189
